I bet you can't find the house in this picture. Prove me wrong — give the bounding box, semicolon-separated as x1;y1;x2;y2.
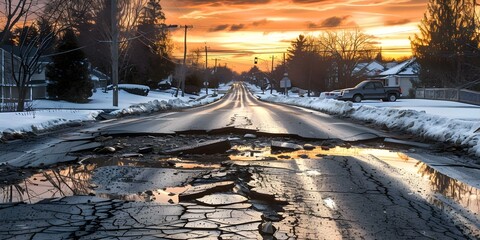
352;60;385;78
373;58;419;97
1;46;109;105
89;67;110;90
158;74;173;90
0;46;51;105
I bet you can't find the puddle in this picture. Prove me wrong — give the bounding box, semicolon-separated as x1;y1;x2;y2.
0;157;218;204
229;145;358;161
0;165;93;204
98;186;190;204
175;162;222;169
230;144;480;214
419;163;479;214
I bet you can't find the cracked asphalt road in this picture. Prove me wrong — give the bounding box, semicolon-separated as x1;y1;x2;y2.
0;82;479;239
86;83;388;141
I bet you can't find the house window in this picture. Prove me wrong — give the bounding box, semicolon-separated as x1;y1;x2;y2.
395;78;399;86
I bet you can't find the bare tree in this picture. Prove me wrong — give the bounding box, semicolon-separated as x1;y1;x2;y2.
1;1;62;112
7;21;55;111
318;29;376;89
0;0;36;44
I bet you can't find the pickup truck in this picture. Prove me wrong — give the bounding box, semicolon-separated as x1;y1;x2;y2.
336;80;402;102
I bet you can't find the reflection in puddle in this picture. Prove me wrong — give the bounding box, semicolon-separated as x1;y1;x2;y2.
0;157;216;204
230;144;480;214
98;186;190;204
175;162;222;169
0;165;93;204
419;164;479;213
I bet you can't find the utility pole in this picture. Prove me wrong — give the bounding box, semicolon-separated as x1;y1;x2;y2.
175;25;193;97
271;55;274;73
270;55;274;94
111;0;119;107
205;44;208;95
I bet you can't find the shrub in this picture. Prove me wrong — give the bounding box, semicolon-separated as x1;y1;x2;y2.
108;84;150;96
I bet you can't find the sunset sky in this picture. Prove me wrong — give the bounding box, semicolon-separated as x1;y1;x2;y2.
162;0;428;73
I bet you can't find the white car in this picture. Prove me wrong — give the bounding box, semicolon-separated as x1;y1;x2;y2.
319;90;341;99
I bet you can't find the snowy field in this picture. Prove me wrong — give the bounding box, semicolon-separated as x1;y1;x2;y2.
248;84;480;157
0;84;230;138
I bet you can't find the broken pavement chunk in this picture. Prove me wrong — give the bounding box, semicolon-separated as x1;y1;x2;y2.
138;146;154;154
94;146;116;154
303;144;315;150
244;134;257;139
121;153;143;158
196;193;248;206
260;221;276;235
384;138;432;149
271;141;303;152
163;139;231;155
179;181;235;201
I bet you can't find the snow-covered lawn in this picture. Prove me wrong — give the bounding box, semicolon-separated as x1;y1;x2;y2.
248;83;480;157
0;84;231;139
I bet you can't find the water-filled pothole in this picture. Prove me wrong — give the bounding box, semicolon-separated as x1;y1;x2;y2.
0;157;219;204
229;144;479;214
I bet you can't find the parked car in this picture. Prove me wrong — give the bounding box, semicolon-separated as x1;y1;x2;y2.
336;80;402;102
319;90;341;99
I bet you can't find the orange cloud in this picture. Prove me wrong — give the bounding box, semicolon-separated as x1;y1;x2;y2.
162;0;429;72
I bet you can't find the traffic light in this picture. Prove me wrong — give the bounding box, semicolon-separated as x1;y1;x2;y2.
254;57;258;64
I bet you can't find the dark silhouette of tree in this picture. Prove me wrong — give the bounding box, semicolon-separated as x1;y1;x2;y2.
124;0;175;87
411;0;480;87
47;29;92;103
286;35;333;95
286;35;311;91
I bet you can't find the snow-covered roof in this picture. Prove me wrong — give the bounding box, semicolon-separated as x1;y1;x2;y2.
353;60;385;76
90;74;100;81
158;75;173;85
365;61;384;72
90;68;110;80
379;58;417;76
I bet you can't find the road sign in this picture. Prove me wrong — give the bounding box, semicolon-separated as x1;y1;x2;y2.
280;76;291;88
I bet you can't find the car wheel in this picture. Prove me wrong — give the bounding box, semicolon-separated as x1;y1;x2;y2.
353;94;362;103
388;93;397;102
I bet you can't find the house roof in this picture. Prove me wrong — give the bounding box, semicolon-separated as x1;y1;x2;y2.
379;58;417;76
1;45;52;62
90;68;110;80
353;60;385;76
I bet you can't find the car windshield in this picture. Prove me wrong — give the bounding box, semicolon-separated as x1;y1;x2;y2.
354;82;367;88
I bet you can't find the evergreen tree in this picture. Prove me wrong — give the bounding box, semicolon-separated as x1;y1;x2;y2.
411;0;480;87
47;28;92;103
126;0;174;87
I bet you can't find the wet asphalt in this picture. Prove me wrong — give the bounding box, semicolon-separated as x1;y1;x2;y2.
0;83;479;239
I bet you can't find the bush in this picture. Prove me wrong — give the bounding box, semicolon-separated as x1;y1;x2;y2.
108;84;150;96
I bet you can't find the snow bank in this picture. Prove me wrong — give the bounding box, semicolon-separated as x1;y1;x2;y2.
111;94;223;116
0;84;230;140
258;91;480;157
0;110;101;139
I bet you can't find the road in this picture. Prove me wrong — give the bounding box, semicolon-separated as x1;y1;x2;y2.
90;83;387;141
0;83;478;239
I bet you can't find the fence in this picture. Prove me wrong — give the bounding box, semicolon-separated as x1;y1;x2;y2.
415;88;480;105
